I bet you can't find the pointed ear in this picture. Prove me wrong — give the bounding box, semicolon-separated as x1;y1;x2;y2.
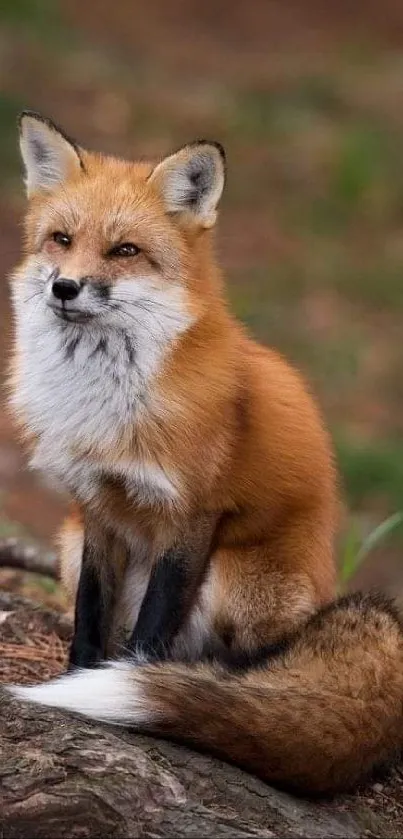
149;141;226;228
18;111;84;198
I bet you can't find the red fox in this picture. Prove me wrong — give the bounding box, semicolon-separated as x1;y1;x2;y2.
7;112;403;795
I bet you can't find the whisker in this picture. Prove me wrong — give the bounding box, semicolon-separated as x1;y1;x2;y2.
110;297;187;327
23;290;43;304
104;306;170;350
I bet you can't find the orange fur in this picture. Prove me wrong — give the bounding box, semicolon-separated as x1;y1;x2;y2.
10;116;403;798
10;117;338;652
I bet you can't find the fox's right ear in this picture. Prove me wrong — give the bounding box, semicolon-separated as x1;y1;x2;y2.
18;111;84;198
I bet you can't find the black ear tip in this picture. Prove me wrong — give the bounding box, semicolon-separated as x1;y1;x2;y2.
18;109;45;129
189;139;226;168
210;141;226;166
17;111;83;163
18;110;33;131
17;110;66;137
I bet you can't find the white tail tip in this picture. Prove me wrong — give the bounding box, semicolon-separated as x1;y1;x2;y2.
7;662;151;726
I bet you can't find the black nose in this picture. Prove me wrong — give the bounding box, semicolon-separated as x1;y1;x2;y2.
52;278;80;302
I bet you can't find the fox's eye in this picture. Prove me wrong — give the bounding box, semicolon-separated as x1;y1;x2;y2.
52;231;71;248
108;242;140;258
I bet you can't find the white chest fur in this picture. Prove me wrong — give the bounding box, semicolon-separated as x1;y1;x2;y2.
12;288;181;509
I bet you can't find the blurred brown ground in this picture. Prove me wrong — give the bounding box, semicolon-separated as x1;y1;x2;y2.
1;0;403;606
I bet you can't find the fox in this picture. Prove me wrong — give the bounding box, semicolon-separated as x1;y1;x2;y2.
6;111;403;795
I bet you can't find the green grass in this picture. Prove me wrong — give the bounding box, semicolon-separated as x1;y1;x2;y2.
335;436;403;512
0;0;64;38
34;574;58;594
232;77;344;140
0;94;29;182
332;261;403;310
332;125;392;208
307;127;403;233
340;512;403;587
0;512;31;542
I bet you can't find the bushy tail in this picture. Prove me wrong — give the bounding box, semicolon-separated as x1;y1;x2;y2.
9;593;403;795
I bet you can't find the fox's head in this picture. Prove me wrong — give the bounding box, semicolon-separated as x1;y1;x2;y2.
13;112;226;369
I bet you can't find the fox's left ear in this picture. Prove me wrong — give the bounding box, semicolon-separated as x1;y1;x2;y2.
149;141;226;228
18;111;84;198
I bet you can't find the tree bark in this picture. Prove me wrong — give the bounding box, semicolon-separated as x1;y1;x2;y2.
0;538;58;578
0;591;401;839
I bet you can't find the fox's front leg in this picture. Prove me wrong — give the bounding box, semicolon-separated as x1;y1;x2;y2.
67;519;121;670
128;512;218;660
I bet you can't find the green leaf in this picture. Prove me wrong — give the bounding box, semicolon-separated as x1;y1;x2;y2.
340;520;361;585
339;511;403;589
355;511;403;567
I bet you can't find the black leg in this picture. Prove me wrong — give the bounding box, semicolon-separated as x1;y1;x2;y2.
128;513;218;660
68;536;114;670
129;549;190;659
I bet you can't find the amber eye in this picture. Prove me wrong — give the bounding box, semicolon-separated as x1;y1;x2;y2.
108;242;140;258
52;231;71;248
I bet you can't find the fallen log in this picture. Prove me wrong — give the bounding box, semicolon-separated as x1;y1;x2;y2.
1;591;402;838
0;538;58;579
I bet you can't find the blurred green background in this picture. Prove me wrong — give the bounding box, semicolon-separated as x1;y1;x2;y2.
0;0;403;605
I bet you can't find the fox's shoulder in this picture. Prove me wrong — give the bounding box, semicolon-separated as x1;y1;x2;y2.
238;331;328;429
